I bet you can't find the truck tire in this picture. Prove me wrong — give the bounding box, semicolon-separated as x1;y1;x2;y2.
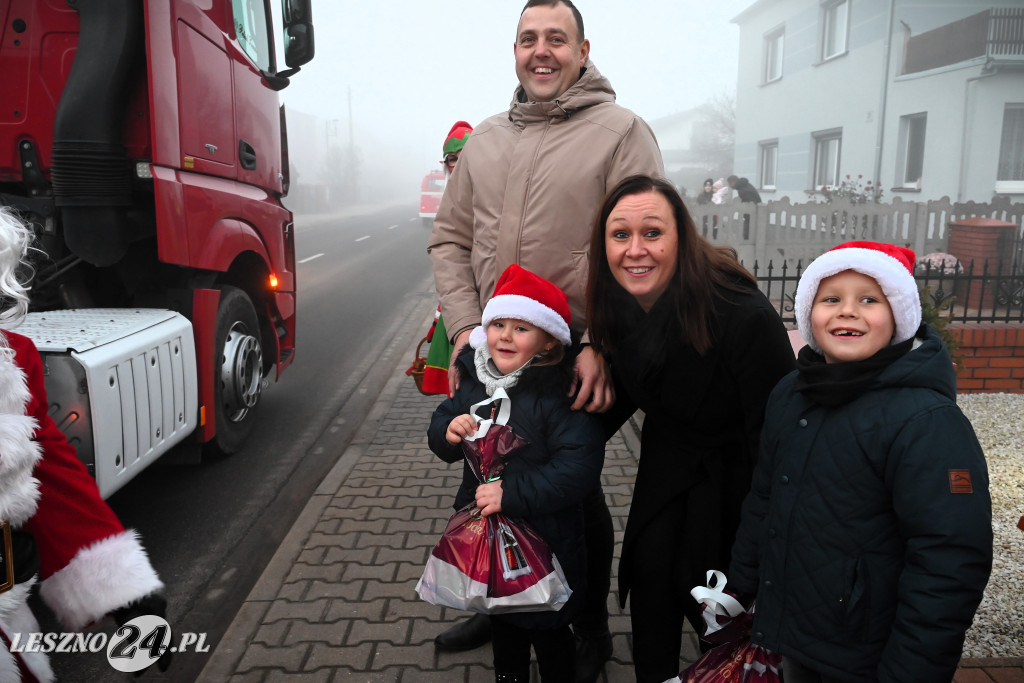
211;286;263;455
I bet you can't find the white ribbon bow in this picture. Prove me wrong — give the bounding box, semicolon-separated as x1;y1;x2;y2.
464;387;511;441
690;569;745;635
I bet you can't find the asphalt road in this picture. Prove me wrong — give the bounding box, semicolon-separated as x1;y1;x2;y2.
42;201;438;681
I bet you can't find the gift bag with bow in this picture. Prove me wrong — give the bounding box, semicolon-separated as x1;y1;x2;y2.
415;388;572;614
669;570;782;683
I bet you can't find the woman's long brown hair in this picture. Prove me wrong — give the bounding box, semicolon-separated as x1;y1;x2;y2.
586;175;756;356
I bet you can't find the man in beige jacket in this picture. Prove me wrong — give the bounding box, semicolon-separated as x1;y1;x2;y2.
427;1;663;680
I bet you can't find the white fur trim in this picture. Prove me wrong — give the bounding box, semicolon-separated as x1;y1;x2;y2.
469;325;487;349
0;348;42;527
795;247;922;353
41;530;163;631
0;644;22;683
479;293;571;346
0;582;54;682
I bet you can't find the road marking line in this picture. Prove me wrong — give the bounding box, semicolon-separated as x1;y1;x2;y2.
298;253;324;263
387;224;398;230
409;217;417;222
355;236;370;242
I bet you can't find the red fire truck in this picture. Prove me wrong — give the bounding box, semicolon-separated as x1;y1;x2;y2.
0;0;314;497
419;169;446;227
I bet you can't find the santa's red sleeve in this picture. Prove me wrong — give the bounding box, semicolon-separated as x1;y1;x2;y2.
9;332;163;630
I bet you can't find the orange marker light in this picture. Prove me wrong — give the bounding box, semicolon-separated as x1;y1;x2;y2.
268;273;279;289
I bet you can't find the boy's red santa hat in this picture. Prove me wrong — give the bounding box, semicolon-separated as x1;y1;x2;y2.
795;240;922;353
469;264;572;349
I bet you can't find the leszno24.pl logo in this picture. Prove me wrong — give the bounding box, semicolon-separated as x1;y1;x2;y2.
11;615;209;674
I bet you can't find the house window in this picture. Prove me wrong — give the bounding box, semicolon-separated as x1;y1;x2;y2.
896;113;927;188
763;26;785;83
997;105;1024;191
760;142;778;190
820;1;849;61
812;130;842;188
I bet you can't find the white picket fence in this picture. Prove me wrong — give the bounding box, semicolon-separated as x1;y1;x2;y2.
686;195;1024;270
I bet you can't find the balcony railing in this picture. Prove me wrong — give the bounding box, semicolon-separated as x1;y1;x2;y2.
903;7;1024;74
987;7;1024;62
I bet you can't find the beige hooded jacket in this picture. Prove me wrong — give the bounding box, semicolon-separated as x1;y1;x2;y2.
428;60;664;343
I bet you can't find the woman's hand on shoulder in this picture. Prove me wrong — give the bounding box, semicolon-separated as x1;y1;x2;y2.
446;413;477;444
570;346;615;413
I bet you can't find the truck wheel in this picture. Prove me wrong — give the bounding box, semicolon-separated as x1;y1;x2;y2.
211;286;263;455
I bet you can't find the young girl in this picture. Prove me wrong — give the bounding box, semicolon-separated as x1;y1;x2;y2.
427;264;605;683
729;241;992;682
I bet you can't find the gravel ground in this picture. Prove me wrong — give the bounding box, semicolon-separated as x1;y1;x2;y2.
958;393;1024;658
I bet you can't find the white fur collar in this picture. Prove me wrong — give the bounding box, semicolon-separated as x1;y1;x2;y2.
0;339;43;526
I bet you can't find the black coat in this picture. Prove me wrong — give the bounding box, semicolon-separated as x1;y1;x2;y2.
729;326;992;682
427;346;605;628
733;177;762;203
602;282;795;607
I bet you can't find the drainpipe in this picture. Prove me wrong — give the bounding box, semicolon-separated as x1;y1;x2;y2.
872;0;896;192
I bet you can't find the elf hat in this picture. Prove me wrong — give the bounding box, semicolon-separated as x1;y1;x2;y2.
443;121;473;156
469;264;572;349
795;240;921;353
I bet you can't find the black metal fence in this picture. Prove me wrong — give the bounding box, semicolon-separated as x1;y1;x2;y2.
750;258;1024;326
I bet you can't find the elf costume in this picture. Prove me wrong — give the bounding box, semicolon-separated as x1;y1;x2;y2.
442;121;473;158
422;306;453;395
423;121;474;395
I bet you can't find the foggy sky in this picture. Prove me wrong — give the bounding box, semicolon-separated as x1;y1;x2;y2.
281;1;752;191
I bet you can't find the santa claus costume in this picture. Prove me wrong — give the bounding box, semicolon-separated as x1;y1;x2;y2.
0;329;163;682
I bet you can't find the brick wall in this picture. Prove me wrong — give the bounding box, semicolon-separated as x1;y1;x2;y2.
950;323;1024;393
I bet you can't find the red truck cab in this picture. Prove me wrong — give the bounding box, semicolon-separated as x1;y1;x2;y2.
419;169;446;227
0;0;314;483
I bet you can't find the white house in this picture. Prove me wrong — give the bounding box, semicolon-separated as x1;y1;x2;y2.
731;0;1024;204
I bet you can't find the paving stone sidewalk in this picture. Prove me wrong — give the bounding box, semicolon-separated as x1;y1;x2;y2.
197;334;1023;682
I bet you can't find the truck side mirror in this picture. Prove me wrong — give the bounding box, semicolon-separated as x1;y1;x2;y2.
282;0;314;69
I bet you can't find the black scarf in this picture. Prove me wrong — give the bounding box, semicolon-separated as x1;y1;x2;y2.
794;336;915;407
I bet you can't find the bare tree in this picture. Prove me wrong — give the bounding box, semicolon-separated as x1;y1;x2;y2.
691;93;735;177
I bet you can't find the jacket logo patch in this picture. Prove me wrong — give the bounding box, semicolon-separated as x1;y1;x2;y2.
948;469;973;494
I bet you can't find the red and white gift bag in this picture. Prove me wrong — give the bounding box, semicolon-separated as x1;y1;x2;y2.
416;389;572;614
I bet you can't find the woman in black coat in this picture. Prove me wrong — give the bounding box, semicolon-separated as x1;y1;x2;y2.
586;175;795;683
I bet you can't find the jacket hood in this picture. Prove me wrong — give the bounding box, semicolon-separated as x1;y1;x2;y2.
873;324;957;400
508;59;615;125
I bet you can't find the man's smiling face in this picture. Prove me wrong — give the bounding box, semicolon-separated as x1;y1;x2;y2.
514;3;590;103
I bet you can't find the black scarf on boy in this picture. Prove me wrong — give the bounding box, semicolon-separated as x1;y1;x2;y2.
794;331;918;407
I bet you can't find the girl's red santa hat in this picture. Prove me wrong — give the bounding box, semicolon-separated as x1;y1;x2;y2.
795;240;922;353
469;264;572;349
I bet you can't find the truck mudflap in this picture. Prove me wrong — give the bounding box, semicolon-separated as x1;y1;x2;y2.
18;309;199;499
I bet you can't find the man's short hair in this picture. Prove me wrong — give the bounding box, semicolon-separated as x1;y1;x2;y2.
520;0;585;41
